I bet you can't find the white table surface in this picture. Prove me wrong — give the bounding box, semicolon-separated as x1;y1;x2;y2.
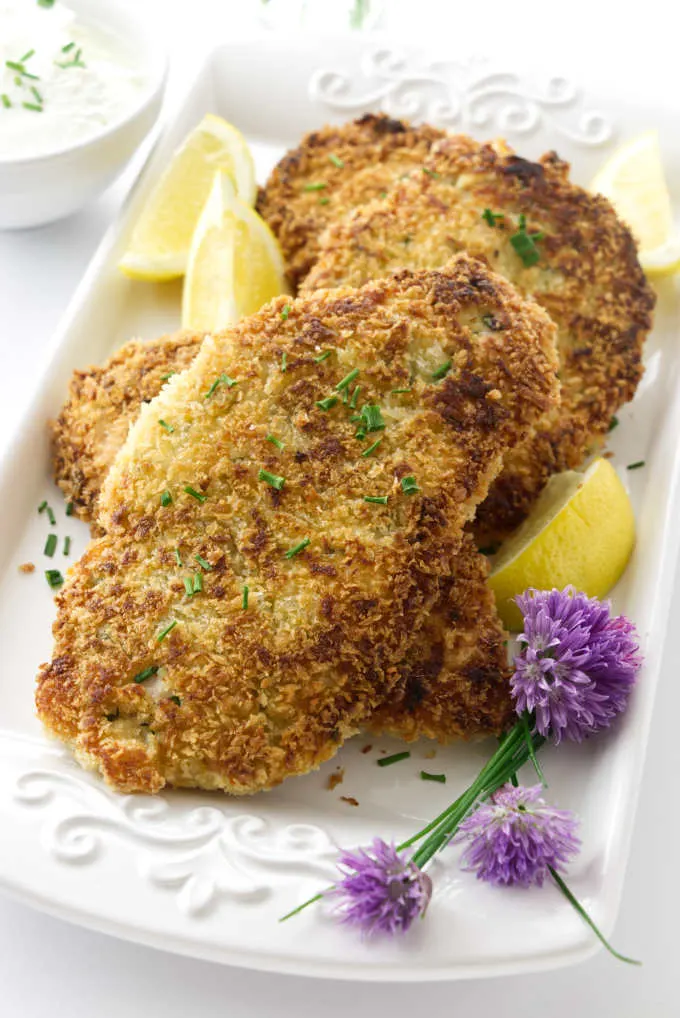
0;2;678;1014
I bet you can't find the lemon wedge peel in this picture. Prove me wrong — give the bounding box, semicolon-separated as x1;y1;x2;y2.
488;458;636;631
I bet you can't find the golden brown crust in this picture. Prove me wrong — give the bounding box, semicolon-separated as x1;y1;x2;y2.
256;114;446;289
367;532;513;741
36;257;558;795
51;332;204;523
302;135;655;540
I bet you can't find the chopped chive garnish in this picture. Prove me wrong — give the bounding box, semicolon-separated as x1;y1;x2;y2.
192;571;203;594
30;86;42;104
281;351;287;373
363;495;389;505
258;468;286;491
336;368;359;391
342;386;350;405
401;476;420;495
361;438;383;458
377;751;410;767
316;396;338;411
608;416;619;432
318;197;330;205
160;490;172;507
314;350;332;362
22;103;43;112
45;569;64;590
303;182;327;191
432;360;452;380
65;501;74;516
20;50;35;62
627;460;645;470
38;0;56;7
204;373;237;398
420;771;446;783
478;544;499;556
194;554;212;571
5;61;25;73
510;213;544;267
329;153;345;168
38;500;48;513
349;384;361;409
169;695;182;706
62;42;76;53
44;533;57;557
184;485;207;503
1;94;11;109
391;387;412;394
63;536;71;556
284;537;310;559
174;548;182;566
133;665;159;684
358;404;385;433
242;584;249;610
157;620;177;642
161;371;175;381
158;419;174;433
280;303;291;320
482;208;505;226
266;433;285;450
422;167;440;178
46;506;56;526
350;414;362;422
183;577;194;597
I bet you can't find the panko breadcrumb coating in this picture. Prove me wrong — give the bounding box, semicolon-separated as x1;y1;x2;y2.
51;341;511;746
52;331;204;523
36;257;558;795
256;114;446;289
303;135;655;540
368;532;513;741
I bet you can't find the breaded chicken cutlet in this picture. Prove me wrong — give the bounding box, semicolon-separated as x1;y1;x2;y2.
256;114;446;289
52;331;204;523
303;135;655;540
37;257;558;795
52;334;512;745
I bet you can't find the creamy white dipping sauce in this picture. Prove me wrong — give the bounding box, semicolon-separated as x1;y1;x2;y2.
0;1;150;159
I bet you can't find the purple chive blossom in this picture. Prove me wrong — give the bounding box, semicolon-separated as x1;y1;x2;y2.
455;783;580;888
326;838;432;936
511;587;642;743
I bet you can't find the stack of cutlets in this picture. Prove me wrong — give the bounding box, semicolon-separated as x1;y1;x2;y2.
41;115;653;795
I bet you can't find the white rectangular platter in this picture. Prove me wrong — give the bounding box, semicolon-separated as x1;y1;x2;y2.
1;37;679;981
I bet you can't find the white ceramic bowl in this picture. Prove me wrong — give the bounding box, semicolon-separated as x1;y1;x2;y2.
0;0;167;230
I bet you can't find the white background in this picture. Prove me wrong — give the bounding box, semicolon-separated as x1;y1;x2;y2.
0;2;678;1015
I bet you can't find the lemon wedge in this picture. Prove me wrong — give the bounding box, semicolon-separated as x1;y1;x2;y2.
181;171;288;332
590;130;680;277
488;458;635;631
119;114;257;281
